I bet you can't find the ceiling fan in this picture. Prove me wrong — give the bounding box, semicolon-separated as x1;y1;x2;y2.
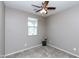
32;1;56;14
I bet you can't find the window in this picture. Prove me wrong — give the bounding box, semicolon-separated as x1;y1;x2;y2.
28;17;38;35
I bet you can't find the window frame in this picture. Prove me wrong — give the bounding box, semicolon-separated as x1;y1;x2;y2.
28;17;38;36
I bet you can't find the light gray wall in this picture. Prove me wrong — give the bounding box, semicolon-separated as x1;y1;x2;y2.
46;5;79;56
0;2;5;56
5;7;45;55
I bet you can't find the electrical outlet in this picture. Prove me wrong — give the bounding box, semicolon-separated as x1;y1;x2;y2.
73;48;77;51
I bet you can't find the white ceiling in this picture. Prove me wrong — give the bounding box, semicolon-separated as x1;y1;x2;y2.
4;1;79;17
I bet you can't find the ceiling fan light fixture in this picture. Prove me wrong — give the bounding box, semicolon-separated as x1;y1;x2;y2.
32;1;56;14
40;8;46;14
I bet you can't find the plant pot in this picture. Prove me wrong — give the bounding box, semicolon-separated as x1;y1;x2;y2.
42;41;47;46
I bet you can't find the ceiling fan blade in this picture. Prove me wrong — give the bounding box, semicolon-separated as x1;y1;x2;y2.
44;1;49;6
36;9;42;12
42;1;49;8
32;5;41;8
47;7;56;10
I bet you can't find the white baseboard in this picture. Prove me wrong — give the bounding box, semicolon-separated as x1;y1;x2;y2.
5;44;42;57
5;43;79;58
48;43;79;58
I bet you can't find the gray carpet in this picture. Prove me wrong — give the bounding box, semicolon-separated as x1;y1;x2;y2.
6;46;77;58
